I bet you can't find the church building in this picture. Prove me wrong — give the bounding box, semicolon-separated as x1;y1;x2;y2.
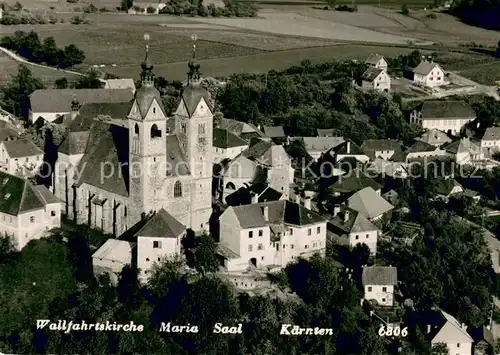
54;37;213;236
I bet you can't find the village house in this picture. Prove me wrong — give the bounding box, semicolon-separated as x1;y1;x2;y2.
29;89;135;123
291;136;344;161
347;187;394;221
317;128;335;137
396;140;447;162
328;205;380;255
426;309;473;355
410;100;476;135
408;60;446;87
135;208;186;281
365;54;388;71
359;67;391;92
362;266;398;307
54;43;214;236
327;169;382;197
434;178;464;202
222;139;294;200
414;128;452;147
361;139;404;160
219;118;265;142
218;199;327;272
0;171;61;250
326;140;371;165
0;139;44;177
366;158;409;179
103;79;136;93
92;239;136;285
444;137;484;164
262;126;286;140
213;128;249;163
481;126;500;157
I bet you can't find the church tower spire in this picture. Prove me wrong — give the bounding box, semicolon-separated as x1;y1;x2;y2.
187;34;201;85
141;33;154;87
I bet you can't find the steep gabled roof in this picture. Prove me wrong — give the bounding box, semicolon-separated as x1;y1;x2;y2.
0;171;46;216
328;170;382;194
1;139;43;158
135;208;186;239
365;54;386;66
415;129;452;146
421;100;476;120
213;128;249;149
412;61;443;76
329;207;378;234
432;310;473;344
263;126;285;138
347;187;394;220
482;127;500;141
361;67;384;82
362;266;397;286
180;83;212;117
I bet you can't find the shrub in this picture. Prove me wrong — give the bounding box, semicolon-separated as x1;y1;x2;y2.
83;3;97;12
70;15;83;24
427;13;437;19
401;4;409;15
146;5;156;13
67;0;78;3
73;6;81;11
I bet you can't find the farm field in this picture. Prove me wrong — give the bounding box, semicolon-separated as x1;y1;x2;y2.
105;44;420;80
457;62;500;86
0;52;80;86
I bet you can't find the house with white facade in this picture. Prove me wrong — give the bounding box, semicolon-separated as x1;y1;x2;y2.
0;139;44;177
0;171;61;250
326;140;370;164
218;200;327;272
135;208;186;281
444;137;484;164
29;89;134;123
426;310;473;355
415;128;452;147
103;79;136;93
359;67;391;92
481;126;500;157
92;239;136;285
296;136;345;161
362;266;397;306
365;54;388;71
328;205;380;255
222;140;294;200
409;60;446;87
347;187;394;221
213;128;249;163
400;140;447;162
361;139;404;160
366;158;409;179
410;100;476;135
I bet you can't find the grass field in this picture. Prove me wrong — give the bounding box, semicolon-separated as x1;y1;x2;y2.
458;62;500;86
105;43;419;80
0;52;80;86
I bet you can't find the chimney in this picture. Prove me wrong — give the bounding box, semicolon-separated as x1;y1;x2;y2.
422;55;426;62
427;324;431;334
262;206;269;221
461;323;467;330
70;96;80;121
304;197;312;210
295;193;301;204
343;209;350;222
346;141;351;154
250;192;258;204
333;204;341;217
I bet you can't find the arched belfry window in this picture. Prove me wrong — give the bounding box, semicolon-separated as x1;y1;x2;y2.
174;181;182;198
134;124;139;135
151;124;162;138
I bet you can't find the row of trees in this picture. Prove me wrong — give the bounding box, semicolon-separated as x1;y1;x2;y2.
0;31;85;68
159;0;258;17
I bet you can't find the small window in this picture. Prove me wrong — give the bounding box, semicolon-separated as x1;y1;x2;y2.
382;298;386;303
25;157;28;162
157;257;160;262
316;226;320;234
146;258;150;262
249;231;253;238
124;206;127;217
258;230;263;237
313;243;317;247
368;286;372;292
382;287;387;292
248;245;253;252
366;234;369;239
153;107;156;114
30;216;35;223
261;256;264;260
174;181;182;198
457;344;460;348
150;124;162;138
51;211;56;217
258;243;263;250
289;228;293;235
307;228;311;236
305;245;309;249
291;244;294;249
153;241;161;248
198;124;206;135
355;235;359;240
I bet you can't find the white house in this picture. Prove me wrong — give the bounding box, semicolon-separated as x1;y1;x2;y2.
218;199;327;272
362;266;397;306
410;100;476;135
0;171;61;250
328;205;380;255
135;208;186;282
428;310;473;355
365;54;388;71
402;141;447;162
103;79;136;93
347;187;394;221
92;239;136;285
444;137;484;164
366;158;408;179
328;140;371;164
213;128;249;163
481;127;500;156
410;60;445;87
0;139;44;177
222;140;294;199
28;89;134;123
360;67;391;92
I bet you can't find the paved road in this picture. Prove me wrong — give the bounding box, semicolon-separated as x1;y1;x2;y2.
0;47;84;77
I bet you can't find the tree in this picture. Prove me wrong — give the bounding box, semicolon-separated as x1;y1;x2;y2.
193;234;219;274
41;37;60;66
67;232;93;282
401;4;409;15
60;44;85;68
120;0;133;11
326;0;336;7
54;77;69;89
0;234;15;263
0;64;45;117
72;70;103;89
